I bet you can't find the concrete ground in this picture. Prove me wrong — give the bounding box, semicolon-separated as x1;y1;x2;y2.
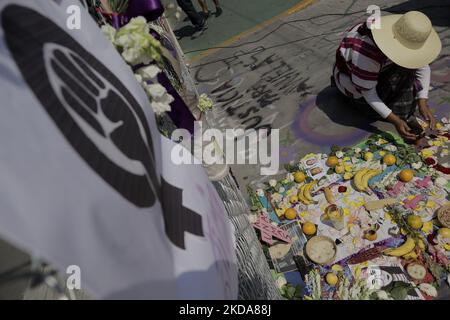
187;0;450;188
164;0;315;60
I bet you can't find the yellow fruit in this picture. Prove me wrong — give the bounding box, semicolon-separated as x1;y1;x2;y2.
384;236;416;257
343;172;354;180
331;264;343;273
383;154;397;166
325;273;338;286
326;156;339;167
284;208;297;220
335;165;345;174
438;228;450;238
399;169;414;182
407;215;423;230
302;222;316;235
289;195;299;204
323;187;335;204
364;230;378;241
364;152;374;161
294;171;306;183
403;251;418;260
344;165;353;172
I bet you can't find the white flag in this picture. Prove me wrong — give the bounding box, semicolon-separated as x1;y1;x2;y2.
0;0;237;299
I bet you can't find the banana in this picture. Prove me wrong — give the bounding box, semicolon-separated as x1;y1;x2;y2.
353;168;370;192
298;185;311;205
304;181;317;203
360;169;382;193
415;237;427;251
323;187;335;204
402;251;418;260
383;236;416;257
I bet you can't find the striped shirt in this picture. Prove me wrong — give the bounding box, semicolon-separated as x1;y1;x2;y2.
334;23;430;119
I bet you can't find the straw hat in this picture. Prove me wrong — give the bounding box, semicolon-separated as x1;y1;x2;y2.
372;11;441;69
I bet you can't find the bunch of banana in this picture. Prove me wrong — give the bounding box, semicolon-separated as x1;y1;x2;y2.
298;181;317;205
383;236;416;257
353;168;382;193
402;251;418;260
323;187;335;204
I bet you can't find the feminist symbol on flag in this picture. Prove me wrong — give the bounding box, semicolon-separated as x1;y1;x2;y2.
2;4;204;250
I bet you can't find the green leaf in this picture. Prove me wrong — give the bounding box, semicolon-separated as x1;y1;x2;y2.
390;287;408;300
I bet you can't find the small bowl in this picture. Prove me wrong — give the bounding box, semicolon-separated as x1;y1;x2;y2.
437;204;450;228
305;236;337;265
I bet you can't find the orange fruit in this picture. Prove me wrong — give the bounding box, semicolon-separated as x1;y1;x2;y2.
399;169;414;182
407;215;423;229
284;208;297;220
383;154;397;166
302;222;316;235
326;156;339;167
294;171;306;183
325;272;338;286
364;230;378;241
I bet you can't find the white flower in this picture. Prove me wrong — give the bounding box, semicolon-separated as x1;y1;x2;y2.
117;16;149;35
141;83;173;115
136;65;161;81
269;179;277;187
256;189;264;197
349;224;361;237
134;73;143;84
197;93;214;112
435;176;447;187
336;151;344;159
376;290;390;300
271;193;282;202
286;173;294;182
121;47;151;66
146;83;166;99
278;187;285;193
384;145;397;152
419;283;437;297
150;101;171;114
276;277;287;289
101;24;117;44
247;214;258;224
411;162;422;170
354;147;362;154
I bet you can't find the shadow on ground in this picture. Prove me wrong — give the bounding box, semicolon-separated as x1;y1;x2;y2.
384;0;450;27
315;86;383;136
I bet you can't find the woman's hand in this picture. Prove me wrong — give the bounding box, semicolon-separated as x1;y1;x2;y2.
395;120;417;141
387;112;417;141
418;98;436;129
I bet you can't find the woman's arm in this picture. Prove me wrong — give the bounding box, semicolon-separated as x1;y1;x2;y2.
416;65;431;99
361;86;392;119
361;87;417;140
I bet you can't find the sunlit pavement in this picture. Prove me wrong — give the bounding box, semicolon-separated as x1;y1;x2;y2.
176;0;450;189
